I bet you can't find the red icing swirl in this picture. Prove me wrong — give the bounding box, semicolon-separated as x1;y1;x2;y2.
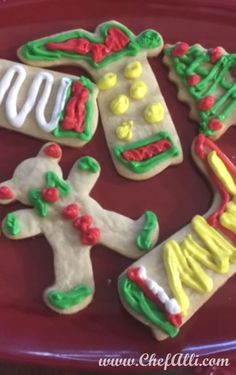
0;186;14;200
42;187;60;203
198;96;216;111
188;74;201;86
73;214;93;231
210;47;223;64
63;204;80;220
123;139;172;162
209;118;223;131
172;42;189;57
44;144;62;159
80;227;101;245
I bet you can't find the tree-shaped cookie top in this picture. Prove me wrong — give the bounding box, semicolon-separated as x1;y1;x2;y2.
19;21;163;70
164;42;236;139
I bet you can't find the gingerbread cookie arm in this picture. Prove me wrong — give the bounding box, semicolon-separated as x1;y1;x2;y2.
2;209;42;239
118;134;236;341
67;156;101;194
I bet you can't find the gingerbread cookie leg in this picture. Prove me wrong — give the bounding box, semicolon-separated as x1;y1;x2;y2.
0;143;159;314
118;134;236;340
18;20;183;180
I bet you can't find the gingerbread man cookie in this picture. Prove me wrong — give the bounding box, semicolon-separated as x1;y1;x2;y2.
18;21;183;180
163;42;236;139
0;143;159;314
0;59;98;146
118;135;236;340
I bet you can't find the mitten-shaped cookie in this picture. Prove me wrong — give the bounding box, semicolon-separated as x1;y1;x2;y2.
119;134;236;340
18;21;183;180
163;42;236;139
0;59;98;146
0;143;159;314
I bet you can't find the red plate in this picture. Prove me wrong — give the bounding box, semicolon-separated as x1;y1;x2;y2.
0;0;235;372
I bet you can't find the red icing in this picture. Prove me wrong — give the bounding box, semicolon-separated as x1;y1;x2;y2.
73;215;93;232
127;267;182;328
42;187;60;203
63;204;80;220
198;96;216;111
80;227;101;245
188;74;201;86
172;42;189;57
61;81;89;133
47;28;130;63
210;47;223;64
44;144;62;159
123;139;172;162
0;186;14;200
209;118;223;131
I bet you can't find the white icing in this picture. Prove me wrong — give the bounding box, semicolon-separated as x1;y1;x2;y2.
0;63;71;132
138;265;147;279
165;298;181;315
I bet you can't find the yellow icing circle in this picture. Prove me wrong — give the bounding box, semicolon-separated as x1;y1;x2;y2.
98;73;117;91
124;61;143;80
144;103;165;124
130;81;148;100
110;95;130;115
116;121;133;141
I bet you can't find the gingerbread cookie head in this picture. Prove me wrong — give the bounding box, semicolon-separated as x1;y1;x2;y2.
163;42;236;140
18;21;183;180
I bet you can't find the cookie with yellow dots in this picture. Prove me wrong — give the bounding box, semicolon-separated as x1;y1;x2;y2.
18;20;183;180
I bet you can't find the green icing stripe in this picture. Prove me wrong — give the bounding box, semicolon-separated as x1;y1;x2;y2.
3;213;21;236
113;131;180;174
21;22;162;69
78;156;100;173
136;211;158;251
28;189;48;217
119;276;179;338
46;171;71;197
53;76;96;141
165;45;236;136
47;285;92;310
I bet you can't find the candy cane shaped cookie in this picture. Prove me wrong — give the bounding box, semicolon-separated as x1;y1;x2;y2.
0;59;98;146
0;143;159;314
18;21;183;180
118;135;236;340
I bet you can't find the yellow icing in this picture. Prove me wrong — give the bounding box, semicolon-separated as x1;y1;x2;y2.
144;103;164;124
220;200;236;235
124;61;143;79
98;73;117;91
116;121;133;142
207;151;236;195
110;95;130;115
130;81;148;100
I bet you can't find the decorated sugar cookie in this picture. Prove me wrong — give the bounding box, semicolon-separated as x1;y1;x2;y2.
163;42;236;139
0;59;98;146
18;21;183;180
0;143;159;314
118;134;236;340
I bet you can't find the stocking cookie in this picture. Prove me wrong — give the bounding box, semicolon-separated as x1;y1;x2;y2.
118;134;236;340
0;59;98;146
163;42;236;139
0;143;159;314
18;20;183;180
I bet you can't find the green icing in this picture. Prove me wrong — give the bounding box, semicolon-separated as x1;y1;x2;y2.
53;76;96;141
119;276;179;338
3;213;21;236
21;22;162;69
47;285;92;310
78;156;100;173
136;211;158;251
165;44;236;136
113;131;180;174
28;172;71;217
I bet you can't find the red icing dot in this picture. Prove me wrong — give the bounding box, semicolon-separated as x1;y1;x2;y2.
62;204;79;220
188;74;201;86
209;118;223;131
80;227;101;245
127;267;140;281
42;187;60;203
73;215;93;231
44;144;62;159
0;186;14;200
198;96;216;111
210;47;223;64
172;42;189;57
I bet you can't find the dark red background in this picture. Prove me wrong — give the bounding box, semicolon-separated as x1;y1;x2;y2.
0;0;235;373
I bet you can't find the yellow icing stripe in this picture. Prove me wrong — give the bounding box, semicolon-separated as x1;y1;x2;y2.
207;151;236;195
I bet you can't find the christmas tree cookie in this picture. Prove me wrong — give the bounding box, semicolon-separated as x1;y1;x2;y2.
17;20;183;180
163;42;236;139
0;143;159;314
118;134;236;340
0;59;98;146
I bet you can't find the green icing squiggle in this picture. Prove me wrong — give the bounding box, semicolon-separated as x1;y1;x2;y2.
136;211;158;251
47;285;92;310
3;213;21;236
78;156;100;173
